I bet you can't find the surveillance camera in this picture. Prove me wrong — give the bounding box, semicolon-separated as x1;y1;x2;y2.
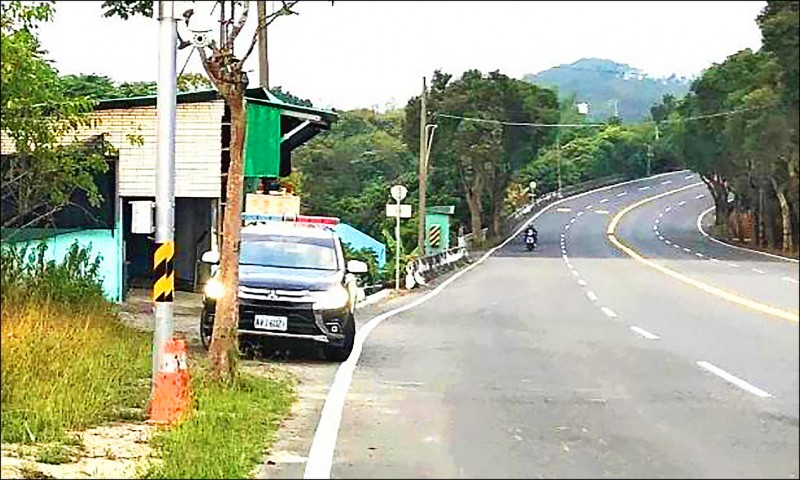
191;31;210;48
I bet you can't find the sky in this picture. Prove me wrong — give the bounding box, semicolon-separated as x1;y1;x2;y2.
38;1;766;111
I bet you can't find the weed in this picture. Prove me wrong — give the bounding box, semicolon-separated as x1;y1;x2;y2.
35;443;72;465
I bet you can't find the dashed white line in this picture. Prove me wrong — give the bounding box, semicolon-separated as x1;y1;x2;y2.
577;211;584;217
638;186;651;191
658;212;664;218
665;239;672;245
562;255;569;262
665;206;672;212
600;307;617;318
556;207;572;213
728;263;740;268
752;268;766;274
630;326;660;340
565;224;570;231
586;291;598;302
781;276;799;284
599;198;609;204
683;248;692;253
661;180;673;185
696;361;773;398
595;210;610;214
695;194;705;199
571;270;580;277
578;279;588;286
585;205;593;210
657;235;664;241
570;218;576;224
653;225;658;231
655;218;660;224
695;253;704;258
710;258;721;263
673;244;680;249
684;174;695;180
616;192;628;198
678;201;686;206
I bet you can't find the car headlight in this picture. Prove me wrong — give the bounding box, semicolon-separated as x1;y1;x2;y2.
313;286;349;310
204;278;224;299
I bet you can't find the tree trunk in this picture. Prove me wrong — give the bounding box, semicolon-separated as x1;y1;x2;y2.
772;178;793;253
208;93;246;382
465;190;483;239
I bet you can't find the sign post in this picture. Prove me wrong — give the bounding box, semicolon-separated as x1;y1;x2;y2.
389;185;409;290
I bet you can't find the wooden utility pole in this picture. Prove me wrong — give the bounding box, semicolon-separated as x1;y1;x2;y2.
256;0;269;89
417;77;427;255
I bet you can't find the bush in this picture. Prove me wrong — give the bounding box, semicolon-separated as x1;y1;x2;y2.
0;241;106;308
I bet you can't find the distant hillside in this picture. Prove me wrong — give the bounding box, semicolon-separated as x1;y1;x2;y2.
523;58;691;123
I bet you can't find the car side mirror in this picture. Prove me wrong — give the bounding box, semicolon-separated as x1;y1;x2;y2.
201;250;220;264
347;259;368;274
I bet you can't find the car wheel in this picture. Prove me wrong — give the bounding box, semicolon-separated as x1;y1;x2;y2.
324;314;355;362
200;308;213;351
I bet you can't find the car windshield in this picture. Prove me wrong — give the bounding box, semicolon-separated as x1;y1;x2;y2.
239;235;339;271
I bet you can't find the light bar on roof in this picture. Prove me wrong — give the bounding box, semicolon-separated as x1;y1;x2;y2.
242;213;340;226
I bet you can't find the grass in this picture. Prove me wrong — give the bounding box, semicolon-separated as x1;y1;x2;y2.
144;364;296;479
0;300;151;444
34;443;73;465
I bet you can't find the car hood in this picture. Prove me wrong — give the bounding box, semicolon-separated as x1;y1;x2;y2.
238;264;342;291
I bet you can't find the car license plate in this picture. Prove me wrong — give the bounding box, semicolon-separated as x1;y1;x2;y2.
254;314;288;331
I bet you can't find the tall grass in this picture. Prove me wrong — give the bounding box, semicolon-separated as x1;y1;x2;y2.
0;241;151;444
144;366;295;479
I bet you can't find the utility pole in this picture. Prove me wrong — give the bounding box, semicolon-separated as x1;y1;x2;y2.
256;0;269;89
152;0;178;389
417;77;427;256
556;128;562;196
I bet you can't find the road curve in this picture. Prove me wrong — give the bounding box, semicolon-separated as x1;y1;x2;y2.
292;170;798;479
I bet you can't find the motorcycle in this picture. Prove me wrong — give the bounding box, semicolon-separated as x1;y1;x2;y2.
525;235;537;251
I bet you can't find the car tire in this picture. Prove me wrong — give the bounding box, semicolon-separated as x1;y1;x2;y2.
200;308;213;351
323;314;355;362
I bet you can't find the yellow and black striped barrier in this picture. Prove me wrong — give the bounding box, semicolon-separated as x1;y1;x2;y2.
153;241;175;302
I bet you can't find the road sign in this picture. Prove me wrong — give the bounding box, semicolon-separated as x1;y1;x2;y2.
390;185;408;202
386;204;412;218
429;224;441;248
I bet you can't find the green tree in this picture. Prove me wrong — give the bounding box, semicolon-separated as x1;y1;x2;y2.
1;1;109;230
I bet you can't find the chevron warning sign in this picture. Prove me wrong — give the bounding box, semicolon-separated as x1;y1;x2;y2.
429;224;442;249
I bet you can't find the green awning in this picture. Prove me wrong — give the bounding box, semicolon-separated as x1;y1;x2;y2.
244;103;281;178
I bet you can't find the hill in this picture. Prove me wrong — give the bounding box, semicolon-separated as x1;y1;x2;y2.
522;58;691;122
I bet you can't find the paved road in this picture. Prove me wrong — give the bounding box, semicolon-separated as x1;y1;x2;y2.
284;171;799;479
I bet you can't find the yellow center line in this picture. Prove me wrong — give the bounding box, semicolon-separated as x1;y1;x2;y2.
607;182;799;324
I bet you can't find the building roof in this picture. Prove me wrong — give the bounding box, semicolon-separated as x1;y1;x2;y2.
95;87;337;124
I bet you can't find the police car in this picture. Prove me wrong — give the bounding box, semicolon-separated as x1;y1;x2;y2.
199;214;368;362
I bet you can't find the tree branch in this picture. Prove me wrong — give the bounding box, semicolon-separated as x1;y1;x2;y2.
226;0;250;51
241;0;299;65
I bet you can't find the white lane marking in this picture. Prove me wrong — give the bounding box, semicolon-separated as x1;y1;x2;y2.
678;201;686;206
685;174;694;180
658;235;664;241
665;206;672;212
572;270;580;277
683;248;692;253
585;205;593;210
696;361;772;398
562;255;569;262
661;180;673;185
653;225;658;232
658;212;664;218
638;186;651;191
673;244;680;249
586;291;598;302
630;326;660;340
782;276;799;284
577;211;584;217
697;206;800;264
616;192;628;198
729;263;740;268
304;171;688;479
570;218;577;224
665;239;672;245
578;279;587;286
655;218;660;224
695;253;704;258
752;268;766;274
595;210;610;215
599;198;609;204
567;263;575;270
710;258;721;263
600;307;617;318
556;207;572;213
695;194;705;199
565;224;570;231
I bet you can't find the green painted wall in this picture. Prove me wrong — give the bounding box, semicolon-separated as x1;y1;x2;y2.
425;213;451;256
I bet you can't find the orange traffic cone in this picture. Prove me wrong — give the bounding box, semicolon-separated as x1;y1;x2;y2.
147;338;191;426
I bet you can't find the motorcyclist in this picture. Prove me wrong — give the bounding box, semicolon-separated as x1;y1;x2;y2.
525;225;538;244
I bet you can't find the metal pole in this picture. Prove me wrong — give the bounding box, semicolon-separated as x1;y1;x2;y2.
256;0;269;89
395;196;401;291
153;0;177;388
417;77;427;256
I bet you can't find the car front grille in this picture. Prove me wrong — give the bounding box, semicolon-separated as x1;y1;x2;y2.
238;295;319;336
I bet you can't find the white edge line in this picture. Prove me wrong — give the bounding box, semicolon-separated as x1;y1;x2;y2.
782;276;800;284
586;291;598;301
303;170;687;479
630;325;660;340
696;361;772;398
697;207;799;264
